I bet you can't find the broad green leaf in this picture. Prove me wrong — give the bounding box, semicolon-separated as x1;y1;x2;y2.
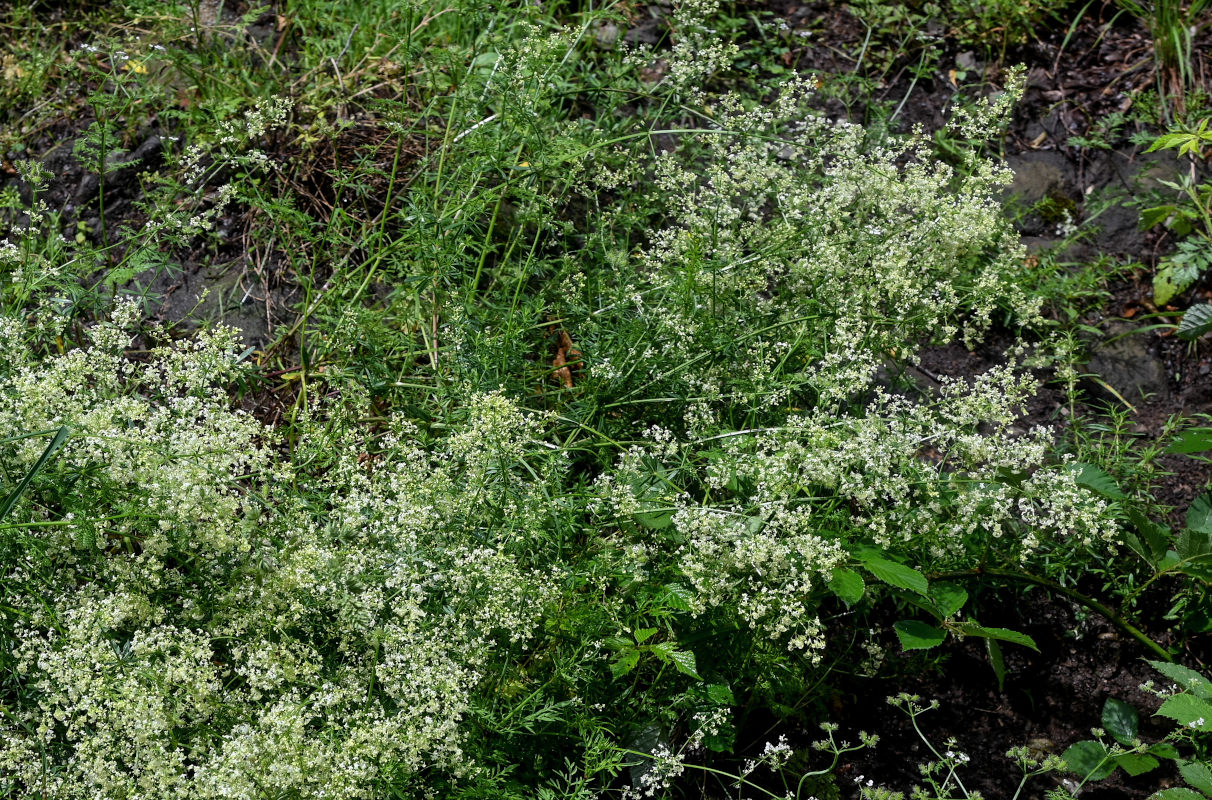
1150;660;1212;700
857;549;928;596
829;568;865;607
1180;761;1212;795
1189;494;1212;534
1062;740;1116;781
894;620;946;651
1177;529;1212;568
1167;429;1212;454
1151;789;1207;800
666;649;701;680
1157;693;1212;730
1155;260;1202;306
957;623;1039;651
634;627;658;644
1140;204;1178;229
1180;305;1212;342
658;584;694;612
1115;752;1159;776
1067;462;1125;500
705;683;734;704
1150;742;1182;759
929;582;968;618
1126;507;1173;564
610;649;641;679
1102;697;1139;746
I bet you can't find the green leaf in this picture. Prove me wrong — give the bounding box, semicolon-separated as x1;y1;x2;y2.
1126;507;1173;564
634;627;658;644
0;425;71;522
1150;660;1212;700
1180;305;1212;342
705;683;734;705
1140;204;1179;229
1177;529;1212;569
1115;752;1159;776
610;649;641;679
1180;761;1212;795
666;649;702;680
1063;740;1116;781
856;549;928;596
1167;429;1212;454
957;623;1039;651
828;568;865;606
1157;693;1212;730
1067;462;1125;500
658;584;694;612
1151;789;1207;800
1102;697;1139;746
1189;494;1212;534
986;638;1006;692
1155;260;1201;306
893;620;946;651
929;582;968;618
1149;742;1182;759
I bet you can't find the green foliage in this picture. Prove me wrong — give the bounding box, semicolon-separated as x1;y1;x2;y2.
0;0;1204;798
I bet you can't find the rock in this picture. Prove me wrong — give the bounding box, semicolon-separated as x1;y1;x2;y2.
1085;325;1170;404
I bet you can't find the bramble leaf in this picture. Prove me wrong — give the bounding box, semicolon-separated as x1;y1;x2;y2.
1180;761;1212;795
1063;740;1116;781
894;620;946;651
1102;697;1138;746
1179;305;1212;342
857;549;928;596
1168;428;1212;454
1157;693;1212;730
829;568;865;606
957;622;1039;651
1067;462;1125;500
1149;660;1212;700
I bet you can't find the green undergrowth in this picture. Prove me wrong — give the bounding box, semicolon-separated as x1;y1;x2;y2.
1;1;1211;799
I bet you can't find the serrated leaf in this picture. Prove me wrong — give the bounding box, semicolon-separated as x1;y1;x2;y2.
1180;305;1212;342
1141;204;1179;229
658;584;694;612
1156;261;1202;306
1116;752;1160;776
1063;740;1116;781
857;549;928;596
634;627;658;644
894;619;946;651
610;649;641;679
1150;742;1182;759
1127;507;1173;564
1102;697;1139;745
1177;529;1212;565
705;683;734;705
828;568;865;606
1180;761;1212;795
1189;494;1212;534
958;623;1039;651
1068;462;1126;500
1157;693;1212;730
1167;429;1212;454
666;649;701;680
930;582;968;618
1151;788;1207;800
1150;660;1212;700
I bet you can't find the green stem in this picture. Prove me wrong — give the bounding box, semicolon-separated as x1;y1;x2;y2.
932;567;1171;662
